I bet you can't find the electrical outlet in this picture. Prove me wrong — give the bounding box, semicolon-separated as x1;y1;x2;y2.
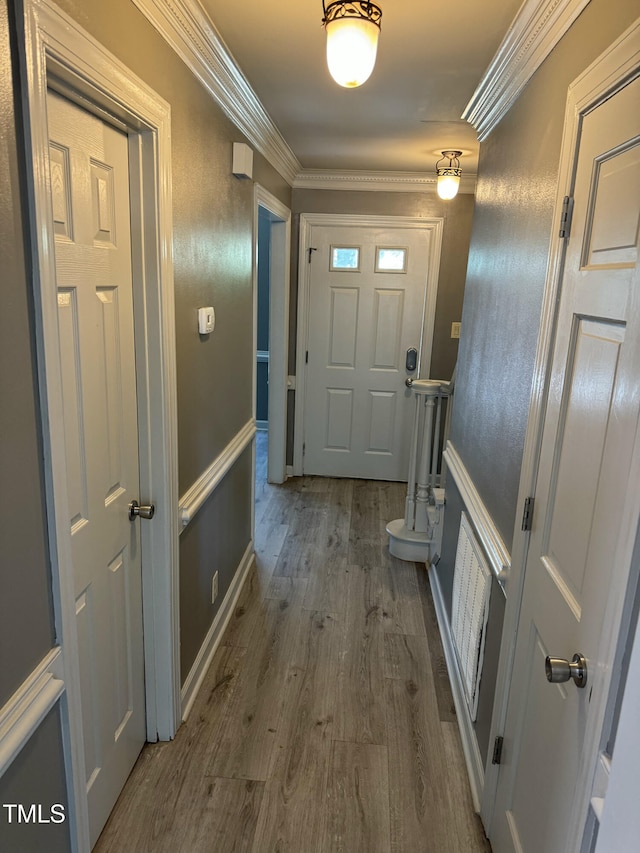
211;571;219;604
451;321;461;339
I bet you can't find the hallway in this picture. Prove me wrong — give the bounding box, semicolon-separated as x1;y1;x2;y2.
94;434;489;852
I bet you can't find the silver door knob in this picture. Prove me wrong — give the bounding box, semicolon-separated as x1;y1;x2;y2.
128;500;155;520
545;653;587;688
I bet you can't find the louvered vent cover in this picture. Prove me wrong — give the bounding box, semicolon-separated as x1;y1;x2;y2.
451;512;491;721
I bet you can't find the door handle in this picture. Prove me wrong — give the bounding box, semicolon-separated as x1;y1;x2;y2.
545;653;587;688
129;500;155;520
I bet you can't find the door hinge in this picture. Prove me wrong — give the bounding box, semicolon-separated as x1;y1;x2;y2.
305;350;309;364
302;442;306;456
521;496;535;532
559;195;574;238
492;735;504;765
308;246;317;263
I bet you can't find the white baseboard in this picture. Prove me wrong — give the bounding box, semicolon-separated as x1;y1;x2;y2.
429;566;485;812
180;541;255;721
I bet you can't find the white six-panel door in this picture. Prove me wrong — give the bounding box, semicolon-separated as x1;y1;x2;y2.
490;73;640;853
48;90;146;847
303;224;434;481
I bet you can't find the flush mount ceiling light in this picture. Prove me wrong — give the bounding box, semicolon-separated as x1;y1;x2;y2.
322;1;382;89
436;150;463;200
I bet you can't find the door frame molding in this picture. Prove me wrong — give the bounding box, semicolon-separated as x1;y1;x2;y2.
253;185;291;486
18;1;180;847
294;213;443;476
481;18;640;838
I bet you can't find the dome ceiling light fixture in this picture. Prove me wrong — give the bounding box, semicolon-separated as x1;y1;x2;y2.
322;1;383;89
436;150;463;200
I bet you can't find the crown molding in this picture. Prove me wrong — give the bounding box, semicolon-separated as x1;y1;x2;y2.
293;169;477;194
132;0;301;184
133;1;479;191
463;0;592;140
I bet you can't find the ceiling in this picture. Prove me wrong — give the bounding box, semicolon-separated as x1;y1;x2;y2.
200;0;524;178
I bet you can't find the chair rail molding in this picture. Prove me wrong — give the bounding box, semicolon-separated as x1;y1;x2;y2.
463;0;592;140
0;648;65;778
179;419;256;529
131;0;300;185
443;441;511;593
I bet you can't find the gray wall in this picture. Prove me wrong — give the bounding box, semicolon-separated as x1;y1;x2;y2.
179;447;252;677
0;0;56;708
449;0;639;552
0;4;68;848
0;707;70;853
50;0;292;680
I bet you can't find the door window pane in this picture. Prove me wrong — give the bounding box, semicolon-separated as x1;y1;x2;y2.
330;246;360;271
376;246;408;273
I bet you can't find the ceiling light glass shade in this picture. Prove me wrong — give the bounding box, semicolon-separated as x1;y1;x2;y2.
437;173;461;199
436;150;463;200
322;2;382;89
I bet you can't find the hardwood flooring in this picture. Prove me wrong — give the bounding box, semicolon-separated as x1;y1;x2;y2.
95;433;490;852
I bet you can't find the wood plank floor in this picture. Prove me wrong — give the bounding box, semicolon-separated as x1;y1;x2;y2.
95;433;490;852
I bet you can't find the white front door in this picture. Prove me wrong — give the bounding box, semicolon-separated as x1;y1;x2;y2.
490;74;640;852
48;90;146;847
303;223;436;480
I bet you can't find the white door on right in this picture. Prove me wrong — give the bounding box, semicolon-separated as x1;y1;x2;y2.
303;223;435;481
490;75;640;852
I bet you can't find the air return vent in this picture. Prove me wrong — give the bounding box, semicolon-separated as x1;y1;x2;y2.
451;512;492;721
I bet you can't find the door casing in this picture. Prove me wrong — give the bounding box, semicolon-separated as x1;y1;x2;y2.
19;1;180;849
253;185;291;486
480;18;640;838
294;213;443;477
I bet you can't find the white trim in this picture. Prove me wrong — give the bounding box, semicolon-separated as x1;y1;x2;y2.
463;0;592;140
181;542;255;720
293;169;477;195
595;615;640;851
429;567;484;813
254;185;291;486
19;2;181;846
256;350;269;363
480;18;640;833
294;213;443;476
131;0;299;185
256;419;269;431
443;442;510;593
0;648;65;778
179;419;256;528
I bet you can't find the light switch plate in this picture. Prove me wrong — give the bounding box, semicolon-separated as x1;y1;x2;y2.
198;306;215;334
